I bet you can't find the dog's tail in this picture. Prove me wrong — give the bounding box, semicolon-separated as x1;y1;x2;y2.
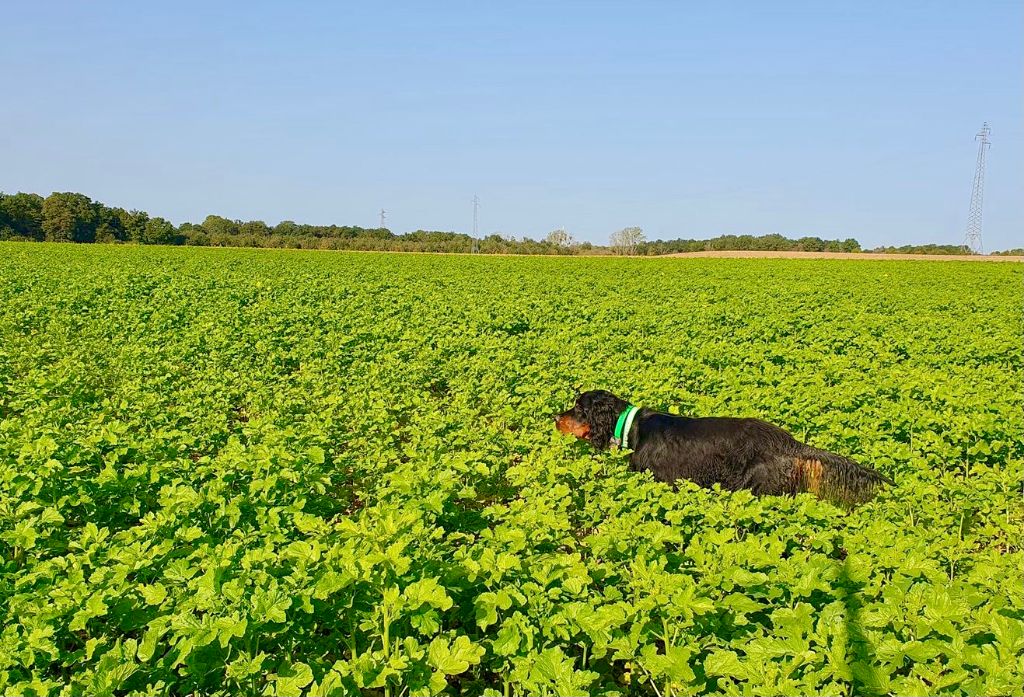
791;447;894;507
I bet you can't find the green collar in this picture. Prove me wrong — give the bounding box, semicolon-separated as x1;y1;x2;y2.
612;405;640;449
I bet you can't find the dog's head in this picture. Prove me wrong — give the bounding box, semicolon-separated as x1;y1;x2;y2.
554;389;630;449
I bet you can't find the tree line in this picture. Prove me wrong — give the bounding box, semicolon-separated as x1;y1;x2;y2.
634;233;862;255
0;191;585;254
867;243;989;255
0;190;1001;256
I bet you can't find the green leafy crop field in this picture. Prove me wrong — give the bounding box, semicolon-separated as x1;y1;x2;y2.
1;243;1021;697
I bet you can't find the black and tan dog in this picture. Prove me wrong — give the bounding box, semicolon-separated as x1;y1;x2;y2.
555;390;893;506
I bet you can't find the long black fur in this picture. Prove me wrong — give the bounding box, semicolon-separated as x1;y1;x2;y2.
557;390;893;506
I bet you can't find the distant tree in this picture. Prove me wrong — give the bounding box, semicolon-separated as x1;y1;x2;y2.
41;192;98;242
0;192;45;240
110;209;149;243
201;215;239;238
796;236;826;252
611;226;645;255
274;220;301;236
363;226;394;240
239;220;271;237
143;217;178;245
545;228;573;247
93;206;128;243
178;222;209;246
94;221;119;243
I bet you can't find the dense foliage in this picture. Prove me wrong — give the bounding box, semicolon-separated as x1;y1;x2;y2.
635;234;861;255
865;245;976;256
6;190;1005;256
1;244;1021;696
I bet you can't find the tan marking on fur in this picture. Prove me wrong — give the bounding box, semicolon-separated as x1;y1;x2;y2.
555;414;591;440
794;458;825;495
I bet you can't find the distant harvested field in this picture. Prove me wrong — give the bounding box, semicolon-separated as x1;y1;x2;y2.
665;250;1024;261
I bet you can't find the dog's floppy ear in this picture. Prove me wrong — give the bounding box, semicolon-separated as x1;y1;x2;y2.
581;391;629;450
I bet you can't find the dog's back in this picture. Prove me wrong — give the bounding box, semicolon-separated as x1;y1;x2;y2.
629;411;892;506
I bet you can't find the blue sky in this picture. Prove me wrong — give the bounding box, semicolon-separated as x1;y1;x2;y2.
2;1;1021;249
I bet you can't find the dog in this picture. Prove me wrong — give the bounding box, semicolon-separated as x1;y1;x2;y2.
555;390;893;506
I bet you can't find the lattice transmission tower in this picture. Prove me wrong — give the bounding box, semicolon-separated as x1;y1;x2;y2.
963;123;991;254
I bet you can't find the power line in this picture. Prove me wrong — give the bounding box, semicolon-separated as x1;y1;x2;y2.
964;123;991;255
